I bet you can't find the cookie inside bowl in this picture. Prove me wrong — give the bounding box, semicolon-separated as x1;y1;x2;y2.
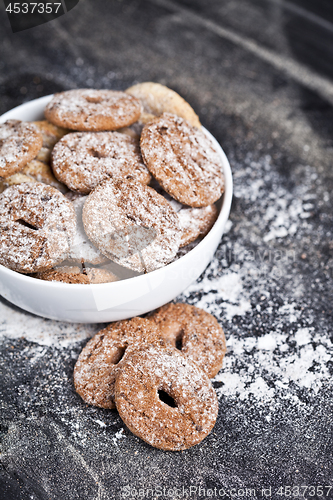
0;93;232;323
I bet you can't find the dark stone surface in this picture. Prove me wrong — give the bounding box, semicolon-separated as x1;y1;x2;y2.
0;1;333;499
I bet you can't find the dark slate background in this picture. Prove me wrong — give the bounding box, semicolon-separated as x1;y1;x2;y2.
0;1;333;499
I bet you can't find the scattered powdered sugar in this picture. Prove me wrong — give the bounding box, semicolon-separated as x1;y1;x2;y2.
112;428;126;446
0;297;101;347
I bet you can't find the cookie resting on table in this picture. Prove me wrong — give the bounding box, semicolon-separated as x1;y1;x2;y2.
51;131;150;194
115;344;218;450
140;113;224;207
0;182;76;273
0;120;43;178
149;302;227;378
82;178;181;273
45;89;142;131
74;318;164;409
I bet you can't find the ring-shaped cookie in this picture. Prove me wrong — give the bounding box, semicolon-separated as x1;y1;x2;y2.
149;303;226;378
0;182;76;273
51;131;151;194
45;89;142;131
115;344;218;450
74;318;164;409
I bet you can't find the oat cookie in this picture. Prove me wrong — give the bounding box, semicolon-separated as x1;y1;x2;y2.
126;82;201;128
51;131;151;194
0;182;76;273
82;178;181;273
140;113;224;207
149;303;226;378
45;89;142;131
0;120;43;177
74;318;163;409
115;344;218;450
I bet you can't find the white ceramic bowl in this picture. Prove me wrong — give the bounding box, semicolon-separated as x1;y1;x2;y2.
0;95;233;323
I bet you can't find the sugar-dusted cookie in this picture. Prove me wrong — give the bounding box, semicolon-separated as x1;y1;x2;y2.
51;131;151;194
115;344;218;450
149;303;226;378
74;318;164;409
0;120;43;177
0;182;76;273
126;82;201;128
45;89;142;131
140;113;224;207
82;178;181;273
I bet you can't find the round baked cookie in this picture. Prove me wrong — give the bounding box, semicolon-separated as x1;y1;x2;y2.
0;120;43;178
140;113;225;207
74;318;164;409
82;178;181;273
0;182;76;273
45;89;142;131
51;131;151;194
126;82;201;128
115;344;218;450
36;266;118;284
149;303;226;378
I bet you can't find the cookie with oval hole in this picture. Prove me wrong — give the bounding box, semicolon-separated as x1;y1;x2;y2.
149;302;226;378
73;318;164;409
51;131;150;194
0;182;76;273
45;89;142;131
115;344;218;450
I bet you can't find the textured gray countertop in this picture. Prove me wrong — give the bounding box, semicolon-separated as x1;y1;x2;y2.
0;1;333;499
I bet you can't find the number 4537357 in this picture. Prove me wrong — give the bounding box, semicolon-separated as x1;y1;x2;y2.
6;3;62;14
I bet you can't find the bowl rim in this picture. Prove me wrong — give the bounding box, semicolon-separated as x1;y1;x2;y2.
0;94;233;289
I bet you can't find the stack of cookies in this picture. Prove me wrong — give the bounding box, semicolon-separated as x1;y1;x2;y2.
74;303;226;451
0;83;225;282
